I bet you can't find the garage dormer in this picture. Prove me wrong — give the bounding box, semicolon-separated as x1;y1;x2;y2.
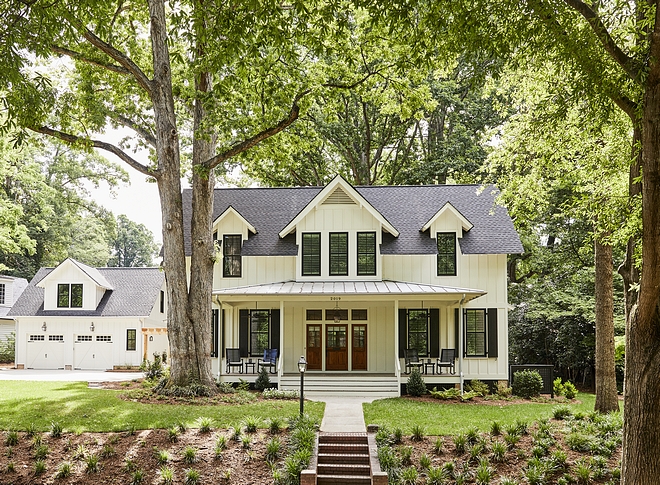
35;258;113;311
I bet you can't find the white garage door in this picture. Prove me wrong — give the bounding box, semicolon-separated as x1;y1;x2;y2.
74;335;113;370
26;334;66;369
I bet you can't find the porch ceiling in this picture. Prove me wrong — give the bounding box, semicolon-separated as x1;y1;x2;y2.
212;280;486;302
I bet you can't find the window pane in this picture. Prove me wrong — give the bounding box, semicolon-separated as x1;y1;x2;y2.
357;232;376;275
0;283;5;305
437;233;456;276
325;309;348;321
57;284;69;308
329;232;348;276
465;309;486;356
127;329;136;351
408;310;428;356
223;235;242;277
351;309;367;320
306;309;323;321
302;233;321;276
71;284;83;308
250;310;270;356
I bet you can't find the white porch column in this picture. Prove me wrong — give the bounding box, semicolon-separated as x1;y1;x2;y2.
394;299;400;395
459;294;466;393
278;299;284;380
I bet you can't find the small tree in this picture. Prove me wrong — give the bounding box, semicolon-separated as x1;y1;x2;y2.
406;368;427;396
254;367;272;392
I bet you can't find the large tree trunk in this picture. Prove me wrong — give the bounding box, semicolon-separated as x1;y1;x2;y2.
594;238;619;413
621;10;660;482
149;0;214;389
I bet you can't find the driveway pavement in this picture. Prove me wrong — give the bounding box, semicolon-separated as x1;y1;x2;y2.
0;368;143;382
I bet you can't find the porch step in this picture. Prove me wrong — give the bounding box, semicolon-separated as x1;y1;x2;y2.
279;375;399;397
315;433;372;485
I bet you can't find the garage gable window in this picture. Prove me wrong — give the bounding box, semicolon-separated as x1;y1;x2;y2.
126;329;137;351
57;283;83;308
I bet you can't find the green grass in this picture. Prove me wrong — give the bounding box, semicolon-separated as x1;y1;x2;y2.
364;393;597;435
0;381;324;433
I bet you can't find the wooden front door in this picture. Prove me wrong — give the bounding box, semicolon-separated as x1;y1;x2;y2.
326;325;348;371
306;324;322;370
352;325;367;371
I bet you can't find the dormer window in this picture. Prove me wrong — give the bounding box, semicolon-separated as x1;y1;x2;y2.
437;232;457;276
57;283;83;308
329;232;348;276
357;232;376;276
223;235;242;277
302;233;321;276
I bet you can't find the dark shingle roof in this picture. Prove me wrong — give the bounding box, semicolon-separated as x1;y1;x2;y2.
182;184;523;257
8;267;164;318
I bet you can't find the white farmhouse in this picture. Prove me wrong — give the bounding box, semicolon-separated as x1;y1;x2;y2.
184;176;523;396
9;259;168;370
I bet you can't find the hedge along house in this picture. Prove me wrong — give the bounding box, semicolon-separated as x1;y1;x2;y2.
9;259;168;370
184;176;523;396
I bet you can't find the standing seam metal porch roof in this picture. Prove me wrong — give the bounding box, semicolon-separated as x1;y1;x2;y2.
212;280;487;299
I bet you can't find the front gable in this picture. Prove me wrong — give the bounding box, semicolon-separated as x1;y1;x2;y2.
279;175;399;238
36;259;113;311
212;206;257;242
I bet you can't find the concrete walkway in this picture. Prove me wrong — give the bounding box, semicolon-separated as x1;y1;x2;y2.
0;368;143;382
315;396;374;433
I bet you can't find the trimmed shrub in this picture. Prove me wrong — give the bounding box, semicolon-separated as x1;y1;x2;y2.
512;370;543;399
564;381;578;399
254;367;272;391
406;367;427;396
467;379;490;397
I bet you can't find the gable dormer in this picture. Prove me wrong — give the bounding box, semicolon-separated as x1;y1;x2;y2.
212;206;257;279
422;202;473;277
35;259;113;311
279;176;399;280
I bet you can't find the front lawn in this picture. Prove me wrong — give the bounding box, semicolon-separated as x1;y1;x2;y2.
0;381;324;433
364;392;600;435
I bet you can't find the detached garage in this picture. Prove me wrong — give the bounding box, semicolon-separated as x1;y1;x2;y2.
9;258;168;371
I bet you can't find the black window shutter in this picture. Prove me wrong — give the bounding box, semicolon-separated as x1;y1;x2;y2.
487;308;498;358
221;309;225;357
239;309;249;357
270;309;281;352
454;308;460;354
429;309;440;358
211;309;219;357
398;308;407;358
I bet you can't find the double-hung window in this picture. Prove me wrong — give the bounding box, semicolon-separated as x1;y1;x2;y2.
250;309;270;356
223;234;242;277
57;283;83;308
408;309;428;356
357;232;376;275
465;309;486;357
126;329;137;351
0;283;5;305
302;233;321;276
437;232;457;276
329;232;348;276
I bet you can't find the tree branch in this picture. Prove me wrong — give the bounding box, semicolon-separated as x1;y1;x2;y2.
612;94;638;121
30;125;158;178
109;112;157;147
51;45;130;75
563;0;641;83
62;11;153;96
203;90;310;170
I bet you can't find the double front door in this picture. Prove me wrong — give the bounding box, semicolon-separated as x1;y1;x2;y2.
306;324;367;371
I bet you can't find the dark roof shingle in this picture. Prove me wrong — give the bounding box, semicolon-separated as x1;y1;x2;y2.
8;267;164;318
182;184;523;257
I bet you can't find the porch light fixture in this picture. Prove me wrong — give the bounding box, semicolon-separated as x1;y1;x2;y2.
333;301;341;324
298;355;307;416
42;322;47;332
90;322;95;332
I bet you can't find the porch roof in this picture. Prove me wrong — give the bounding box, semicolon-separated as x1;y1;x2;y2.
212;280;486;301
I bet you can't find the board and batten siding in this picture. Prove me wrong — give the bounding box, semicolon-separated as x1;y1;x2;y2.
41;265;104;311
213;256;296;289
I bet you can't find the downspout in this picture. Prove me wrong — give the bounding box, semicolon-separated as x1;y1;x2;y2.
458;294;466;394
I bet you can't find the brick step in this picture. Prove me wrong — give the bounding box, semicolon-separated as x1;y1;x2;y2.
317;463;371;477
319;433;368;444
317;453;370;465
317;474;372;485
318;443;369;455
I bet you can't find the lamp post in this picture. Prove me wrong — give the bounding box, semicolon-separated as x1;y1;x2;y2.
298;355;307;416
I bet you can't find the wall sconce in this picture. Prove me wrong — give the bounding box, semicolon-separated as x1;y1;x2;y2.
149;336;154;342
90;322;95;332
42;322;47;332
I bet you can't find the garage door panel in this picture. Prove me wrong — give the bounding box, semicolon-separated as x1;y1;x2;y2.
74;335;113;370
26;334;65;369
